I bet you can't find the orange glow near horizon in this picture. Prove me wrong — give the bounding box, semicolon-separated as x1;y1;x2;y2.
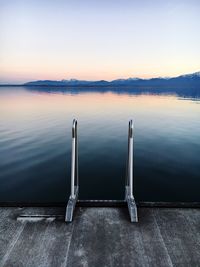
1;65;200;83
0;89;196;117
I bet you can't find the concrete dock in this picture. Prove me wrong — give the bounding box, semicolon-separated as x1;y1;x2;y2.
0;207;199;267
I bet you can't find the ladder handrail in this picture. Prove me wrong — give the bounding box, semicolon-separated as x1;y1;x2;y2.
66;119;138;222
127;119;134;198
65;119;79;222
71;119;78;198
125;119;138;222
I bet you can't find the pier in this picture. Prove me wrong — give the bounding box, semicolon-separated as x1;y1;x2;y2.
0;206;200;266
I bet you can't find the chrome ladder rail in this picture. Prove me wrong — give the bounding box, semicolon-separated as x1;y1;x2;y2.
125;120;138;222
65;119;79;222
65;119;138;222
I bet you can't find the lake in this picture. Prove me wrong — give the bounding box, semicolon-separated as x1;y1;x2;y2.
0;86;199;204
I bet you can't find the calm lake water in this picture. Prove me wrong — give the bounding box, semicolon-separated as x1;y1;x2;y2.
0;86;200;203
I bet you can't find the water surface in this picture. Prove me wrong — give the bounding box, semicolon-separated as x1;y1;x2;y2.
0;86;199;203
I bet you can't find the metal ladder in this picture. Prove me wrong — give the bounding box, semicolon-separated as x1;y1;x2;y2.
65;119;138;223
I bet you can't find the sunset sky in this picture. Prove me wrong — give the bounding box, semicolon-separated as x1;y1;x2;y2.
0;0;200;84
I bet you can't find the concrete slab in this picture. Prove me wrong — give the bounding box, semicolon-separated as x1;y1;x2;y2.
0;207;199;267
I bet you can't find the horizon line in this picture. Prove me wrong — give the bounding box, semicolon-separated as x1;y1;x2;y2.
1;70;200;85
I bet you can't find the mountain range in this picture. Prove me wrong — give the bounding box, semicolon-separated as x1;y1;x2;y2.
2;71;200;87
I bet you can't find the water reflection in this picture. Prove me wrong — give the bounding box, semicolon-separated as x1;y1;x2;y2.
25;85;200;100
0;86;199;203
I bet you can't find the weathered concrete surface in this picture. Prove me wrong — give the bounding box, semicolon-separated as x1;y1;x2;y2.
0;207;199;267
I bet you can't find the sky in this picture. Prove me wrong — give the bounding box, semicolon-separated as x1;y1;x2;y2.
0;0;200;84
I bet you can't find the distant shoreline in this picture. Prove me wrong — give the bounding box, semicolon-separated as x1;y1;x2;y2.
1;84;200;88
1;71;200;88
